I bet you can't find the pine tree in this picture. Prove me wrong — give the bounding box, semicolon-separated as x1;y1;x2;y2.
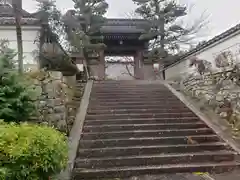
0;40;36;123
63;0;109;78
34;0;78;72
71;0;108;36
36;0;63;37
132;0;206;62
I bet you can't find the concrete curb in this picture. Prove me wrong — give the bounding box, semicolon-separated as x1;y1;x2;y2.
163;81;240;154
58;80;93;180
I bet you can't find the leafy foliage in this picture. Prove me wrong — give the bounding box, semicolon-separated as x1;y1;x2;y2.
35;0;73;70
71;0;108;34
132;0;207;61
0;121;68;179
0;40;37;123
36;0;64;42
62;0;108;77
69;0;108;49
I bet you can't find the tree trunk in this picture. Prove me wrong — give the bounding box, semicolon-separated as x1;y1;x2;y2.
12;0;23;74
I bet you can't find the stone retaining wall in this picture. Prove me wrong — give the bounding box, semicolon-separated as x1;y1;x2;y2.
28;70;77;134
170;68;240;137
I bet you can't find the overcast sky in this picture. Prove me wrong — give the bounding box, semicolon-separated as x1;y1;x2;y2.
23;0;240;40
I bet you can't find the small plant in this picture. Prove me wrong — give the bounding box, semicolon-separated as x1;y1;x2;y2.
0;121;68;180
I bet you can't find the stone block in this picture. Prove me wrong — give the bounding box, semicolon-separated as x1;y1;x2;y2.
47;98;63;107
54;105;66;113
49;112;66;125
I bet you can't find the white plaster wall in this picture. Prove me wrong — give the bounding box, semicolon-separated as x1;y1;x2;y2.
165;31;240;80
0;25;41;64
106;63;134;80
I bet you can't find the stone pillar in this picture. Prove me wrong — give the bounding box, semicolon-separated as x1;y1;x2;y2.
89;50;105;80
99;50;105;79
63;75;76;89
134;50;144;80
143;62;156;80
75;56;83;64
157;62;165;80
74;56;84;80
89;60;100;79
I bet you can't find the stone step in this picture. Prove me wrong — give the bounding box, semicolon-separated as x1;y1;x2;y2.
73;80;240;179
93;83;164;85
87;108;192;114
91;92;175;96
73;162;240;179
90;97;179;101
93;86;165;88
81;128;214;140
84;117;200;125
93;83;165;86
76;151;237;169
93;80;161;84
85;112;196;120
88;101;185;106
88;104;189;110
83;122;207;132
91;87;168;90
88;104;187;109
90;90;173;94
90;94;179;98
90;97;180;102
79;135;220;149
91;91;172;95
78;142;229;158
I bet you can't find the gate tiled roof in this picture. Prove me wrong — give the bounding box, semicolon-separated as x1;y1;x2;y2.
0;3;40;25
101;18;149;34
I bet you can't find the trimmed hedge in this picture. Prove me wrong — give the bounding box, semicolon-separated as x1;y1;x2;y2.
0;121;68;180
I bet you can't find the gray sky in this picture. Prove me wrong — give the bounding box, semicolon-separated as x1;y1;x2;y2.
23;0;240;40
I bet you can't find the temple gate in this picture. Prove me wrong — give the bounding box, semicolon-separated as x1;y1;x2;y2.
74;18;156;80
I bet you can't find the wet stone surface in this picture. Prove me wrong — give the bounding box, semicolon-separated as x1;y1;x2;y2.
211;170;240;180
92;171;240;180
107;174;206;180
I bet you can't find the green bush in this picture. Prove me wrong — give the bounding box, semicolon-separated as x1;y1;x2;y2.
0;40;37;123
0;121;68;180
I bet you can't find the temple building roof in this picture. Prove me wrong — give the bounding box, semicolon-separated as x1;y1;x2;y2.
166;23;240;67
0;3;40;26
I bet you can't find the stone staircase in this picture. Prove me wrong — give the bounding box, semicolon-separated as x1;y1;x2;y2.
72;80;240;179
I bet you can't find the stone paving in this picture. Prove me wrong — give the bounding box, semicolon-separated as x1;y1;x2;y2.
211;170;240;180
111;171;240;180
120;174;206;180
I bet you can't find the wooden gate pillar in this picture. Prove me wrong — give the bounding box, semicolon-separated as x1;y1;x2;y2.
89;49;105;80
99;50;105;79
134;50;144;80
